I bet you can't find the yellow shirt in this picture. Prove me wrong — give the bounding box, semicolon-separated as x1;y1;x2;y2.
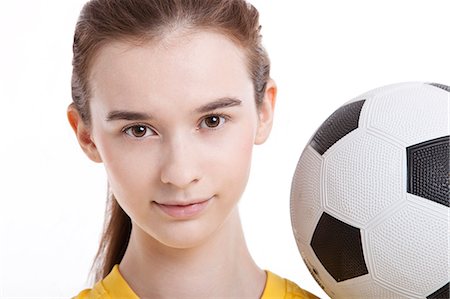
74;265;319;299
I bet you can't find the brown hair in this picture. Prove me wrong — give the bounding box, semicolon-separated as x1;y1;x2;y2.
71;0;270;283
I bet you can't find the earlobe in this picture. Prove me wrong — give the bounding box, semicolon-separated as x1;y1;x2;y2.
255;79;277;145
67;104;102;163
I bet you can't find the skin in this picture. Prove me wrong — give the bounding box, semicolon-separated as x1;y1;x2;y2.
68;30;277;298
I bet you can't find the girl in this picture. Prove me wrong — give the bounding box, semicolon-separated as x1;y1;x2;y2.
68;0;318;298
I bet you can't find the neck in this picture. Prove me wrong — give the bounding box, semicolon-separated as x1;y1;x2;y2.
119;208;266;299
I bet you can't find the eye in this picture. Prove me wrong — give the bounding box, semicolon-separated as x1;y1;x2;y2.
199;114;227;129
123;124;155;138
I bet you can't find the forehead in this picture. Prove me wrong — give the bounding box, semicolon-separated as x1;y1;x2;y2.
88;30;253;112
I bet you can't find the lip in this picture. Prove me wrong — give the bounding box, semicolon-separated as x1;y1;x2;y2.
153;198;212;219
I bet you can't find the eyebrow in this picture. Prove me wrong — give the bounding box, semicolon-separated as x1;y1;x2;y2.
106;110;152;121
195;97;242;113
105;97;242;121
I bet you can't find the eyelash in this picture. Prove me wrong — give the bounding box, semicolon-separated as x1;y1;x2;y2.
122;113;230;139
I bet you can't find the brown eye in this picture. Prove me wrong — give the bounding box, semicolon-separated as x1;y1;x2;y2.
200;115;226;129
205;116;220;127
124;125;155;138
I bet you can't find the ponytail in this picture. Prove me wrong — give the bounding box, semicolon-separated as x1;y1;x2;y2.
91;191;131;282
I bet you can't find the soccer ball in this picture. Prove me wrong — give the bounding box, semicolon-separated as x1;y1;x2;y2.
290;82;449;299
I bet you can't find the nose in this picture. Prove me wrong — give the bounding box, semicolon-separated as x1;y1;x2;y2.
160;136;201;189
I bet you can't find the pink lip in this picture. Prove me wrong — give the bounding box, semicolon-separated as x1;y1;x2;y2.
154;198;211;218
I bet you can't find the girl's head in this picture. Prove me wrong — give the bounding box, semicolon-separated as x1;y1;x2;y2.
68;0;275;282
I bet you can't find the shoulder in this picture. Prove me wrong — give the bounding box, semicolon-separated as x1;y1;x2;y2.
261;270;320;299
72;280;110;299
72;265;138;299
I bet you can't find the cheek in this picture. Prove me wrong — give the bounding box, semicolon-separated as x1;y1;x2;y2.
94;134;156;201
208;123;255;193
231;131;254;168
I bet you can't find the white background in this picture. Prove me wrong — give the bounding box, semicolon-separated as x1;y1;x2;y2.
0;0;448;298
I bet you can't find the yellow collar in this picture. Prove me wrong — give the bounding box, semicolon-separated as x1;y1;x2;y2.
90;265;292;298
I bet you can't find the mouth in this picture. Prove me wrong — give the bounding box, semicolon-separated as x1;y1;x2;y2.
153;197;212;219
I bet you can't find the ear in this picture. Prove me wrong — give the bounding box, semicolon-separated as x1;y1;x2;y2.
67;103;102;163
255;79;277;145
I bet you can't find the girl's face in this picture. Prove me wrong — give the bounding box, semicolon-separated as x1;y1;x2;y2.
71;30;275;248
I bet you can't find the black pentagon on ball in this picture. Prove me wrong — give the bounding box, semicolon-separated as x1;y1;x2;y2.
427;282;449;299
310;100;366;155
407;135;450;207
311;212;368;282
427;82;450;92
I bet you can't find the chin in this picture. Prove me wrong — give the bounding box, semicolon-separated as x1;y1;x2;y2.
150;220;219;249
